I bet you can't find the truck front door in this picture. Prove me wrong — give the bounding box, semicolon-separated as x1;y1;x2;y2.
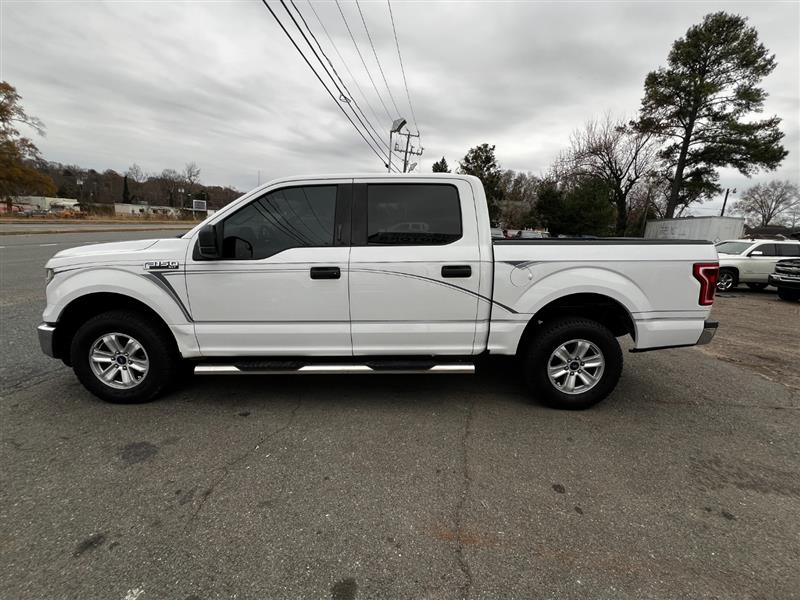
185;181;352;356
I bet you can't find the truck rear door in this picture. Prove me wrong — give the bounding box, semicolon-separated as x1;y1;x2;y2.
348;178;483;355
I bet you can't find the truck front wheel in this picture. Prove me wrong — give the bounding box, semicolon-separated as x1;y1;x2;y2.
70;310;179;404
523;317;623;410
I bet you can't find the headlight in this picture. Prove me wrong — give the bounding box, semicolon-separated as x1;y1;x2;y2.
45;268;55;285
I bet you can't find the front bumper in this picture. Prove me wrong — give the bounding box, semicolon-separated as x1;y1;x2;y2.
37;323;57;358
696;320;718;346
769;274;800;290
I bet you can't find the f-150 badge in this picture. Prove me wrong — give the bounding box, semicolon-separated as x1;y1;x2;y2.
144;261;180;270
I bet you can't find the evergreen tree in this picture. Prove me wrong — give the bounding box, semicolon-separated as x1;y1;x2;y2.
458;144;503;220
122;175;130;203
432;157;450;173
636;12;787;218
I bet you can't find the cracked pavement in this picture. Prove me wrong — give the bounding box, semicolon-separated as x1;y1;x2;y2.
2;230;799;599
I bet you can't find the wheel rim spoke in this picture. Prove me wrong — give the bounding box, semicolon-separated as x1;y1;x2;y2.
553;347;571;364
563;372;578;392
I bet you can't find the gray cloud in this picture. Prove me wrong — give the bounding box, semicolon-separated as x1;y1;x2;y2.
2;0;797;211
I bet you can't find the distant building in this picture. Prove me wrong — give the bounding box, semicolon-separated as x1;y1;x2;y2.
113;203;180;217
12;196;80;212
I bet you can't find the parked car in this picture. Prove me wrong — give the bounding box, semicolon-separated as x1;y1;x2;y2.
517;230;549;239
769;259;800;302
39;174;719;410
715;239;800;291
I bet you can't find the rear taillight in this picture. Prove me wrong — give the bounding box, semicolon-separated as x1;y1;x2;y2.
693;262;719;306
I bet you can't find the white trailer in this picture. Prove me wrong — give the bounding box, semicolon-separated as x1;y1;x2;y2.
645;216;744;243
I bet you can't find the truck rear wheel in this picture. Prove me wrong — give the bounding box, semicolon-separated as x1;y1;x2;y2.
522;317;622;410
70;310;179;404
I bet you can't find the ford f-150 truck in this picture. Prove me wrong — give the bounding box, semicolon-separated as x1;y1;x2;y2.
39;174;720;409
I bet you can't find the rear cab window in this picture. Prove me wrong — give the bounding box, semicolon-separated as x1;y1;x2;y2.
365;184;462;246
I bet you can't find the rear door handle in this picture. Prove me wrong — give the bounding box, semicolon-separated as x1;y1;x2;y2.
310;266;341;279
441;265;472;278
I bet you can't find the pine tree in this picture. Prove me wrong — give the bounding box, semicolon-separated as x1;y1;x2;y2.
432;157;450;173
636;12;787;218
458;144;503;220
122;175;130;203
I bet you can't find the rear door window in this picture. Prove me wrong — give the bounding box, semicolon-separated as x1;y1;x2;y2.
778;244;800;257
366;184;462;245
753;244;778;256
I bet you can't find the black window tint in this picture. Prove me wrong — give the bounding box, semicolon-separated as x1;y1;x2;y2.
754;244;777;256
366;184;461;245
221;186;336;259
778;244;800;257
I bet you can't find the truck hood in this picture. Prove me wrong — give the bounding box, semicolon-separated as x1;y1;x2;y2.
46;237;189;270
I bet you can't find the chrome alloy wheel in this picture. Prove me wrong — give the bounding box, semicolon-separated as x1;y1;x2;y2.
717;271;735;291
88;333;149;389
547;339;605;395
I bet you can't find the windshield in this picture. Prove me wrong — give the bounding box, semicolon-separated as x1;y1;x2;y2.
715;241;751;255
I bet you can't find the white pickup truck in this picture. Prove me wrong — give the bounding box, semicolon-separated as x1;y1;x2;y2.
39;174;720;409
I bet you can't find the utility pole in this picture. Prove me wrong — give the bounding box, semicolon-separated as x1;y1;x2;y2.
394;130;423;173
720;187;736;216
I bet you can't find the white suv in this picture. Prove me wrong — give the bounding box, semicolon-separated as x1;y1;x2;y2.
715;239;800;291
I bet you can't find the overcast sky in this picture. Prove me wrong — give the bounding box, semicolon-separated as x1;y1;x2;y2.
2;0;798;214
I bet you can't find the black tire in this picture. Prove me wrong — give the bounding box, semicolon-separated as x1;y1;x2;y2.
777;287;800;302
746;282;768;291
717;268;738;292
522;317;623;410
70;309;179;404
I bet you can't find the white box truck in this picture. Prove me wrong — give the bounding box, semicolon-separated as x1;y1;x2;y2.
645;216;744;243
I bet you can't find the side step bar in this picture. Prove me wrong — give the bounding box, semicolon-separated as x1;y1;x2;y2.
194;363;475;376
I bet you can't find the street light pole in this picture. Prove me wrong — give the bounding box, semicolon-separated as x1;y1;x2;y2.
389;118;407;173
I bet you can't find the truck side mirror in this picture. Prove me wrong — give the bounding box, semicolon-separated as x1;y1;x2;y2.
198;224;220;259
749;250;763;256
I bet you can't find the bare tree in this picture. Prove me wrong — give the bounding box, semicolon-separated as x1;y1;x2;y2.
184;161;201;193
565;114;658;235
733;180;799;227
125;163;148;184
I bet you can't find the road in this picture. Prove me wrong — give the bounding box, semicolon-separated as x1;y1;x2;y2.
2;229;799;600
0;222;190;234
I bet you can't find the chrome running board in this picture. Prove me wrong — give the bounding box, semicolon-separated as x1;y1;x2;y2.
194;363;475;376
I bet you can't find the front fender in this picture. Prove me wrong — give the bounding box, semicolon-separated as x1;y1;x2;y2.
44;267;192;326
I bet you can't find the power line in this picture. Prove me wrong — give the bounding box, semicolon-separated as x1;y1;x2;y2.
387;0;420;136
258;0;398;171
354;0;402;118
278;0;395;167
304;0;385;134
334;0;394;122
289;0;404;165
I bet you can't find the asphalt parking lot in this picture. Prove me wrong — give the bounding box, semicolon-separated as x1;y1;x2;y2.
2;229;799;600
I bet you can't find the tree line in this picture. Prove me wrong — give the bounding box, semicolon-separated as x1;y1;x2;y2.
434;12;797;236
35;161;240;212
2;11;797;228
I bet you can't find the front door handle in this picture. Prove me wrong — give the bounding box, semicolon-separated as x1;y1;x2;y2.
441;265;472;278
310;266;341;279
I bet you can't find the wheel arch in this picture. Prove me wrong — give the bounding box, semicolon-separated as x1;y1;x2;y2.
514;292;635;356
53;293;181;365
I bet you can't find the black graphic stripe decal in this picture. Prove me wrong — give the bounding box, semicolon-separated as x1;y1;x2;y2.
142;272;194;322
351;267;519;314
